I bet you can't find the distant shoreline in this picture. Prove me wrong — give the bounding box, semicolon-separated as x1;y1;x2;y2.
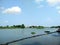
0;24;45;29
0;24;60;29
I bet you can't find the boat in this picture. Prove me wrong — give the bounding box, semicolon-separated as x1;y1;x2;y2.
56;28;60;33
44;31;51;34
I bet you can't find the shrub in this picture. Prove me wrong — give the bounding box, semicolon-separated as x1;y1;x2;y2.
31;32;36;34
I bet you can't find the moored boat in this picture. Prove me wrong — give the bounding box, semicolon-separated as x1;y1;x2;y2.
44;31;50;34
56;28;60;33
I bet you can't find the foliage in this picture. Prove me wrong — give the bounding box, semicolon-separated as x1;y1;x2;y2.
21;24;25;28
0;24;45;29
0;24;25;29
31;32;36;34
50;26;60;28
29;26;44;29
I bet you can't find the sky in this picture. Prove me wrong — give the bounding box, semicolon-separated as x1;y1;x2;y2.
0;0;60;26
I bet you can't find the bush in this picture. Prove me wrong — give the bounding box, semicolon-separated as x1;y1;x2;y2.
31;32;36;34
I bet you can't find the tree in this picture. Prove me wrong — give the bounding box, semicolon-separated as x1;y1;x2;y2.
37;26;44;29
21;24;25;28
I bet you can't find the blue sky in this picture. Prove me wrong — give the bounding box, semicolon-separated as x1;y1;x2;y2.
0;0;60;26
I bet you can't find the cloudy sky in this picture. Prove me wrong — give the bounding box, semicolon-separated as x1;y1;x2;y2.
0;0;60;26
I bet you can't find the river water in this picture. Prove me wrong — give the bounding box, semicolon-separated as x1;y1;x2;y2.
0;28;60;45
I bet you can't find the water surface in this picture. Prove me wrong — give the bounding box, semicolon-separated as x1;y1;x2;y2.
0;28;60;45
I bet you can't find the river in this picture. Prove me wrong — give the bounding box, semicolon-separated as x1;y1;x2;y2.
0;28;60;45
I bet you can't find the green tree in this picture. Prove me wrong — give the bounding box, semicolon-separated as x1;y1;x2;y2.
6;25;9;28
37;26;44;29
21;24;25;28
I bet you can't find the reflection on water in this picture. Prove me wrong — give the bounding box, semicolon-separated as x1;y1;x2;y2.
9;33;60;45
22;42;42;45
0;28;60;45
52;33;60;37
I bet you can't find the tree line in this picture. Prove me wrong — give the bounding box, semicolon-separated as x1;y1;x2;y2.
0;24;44;29
50;26;60;28
0;24;25;29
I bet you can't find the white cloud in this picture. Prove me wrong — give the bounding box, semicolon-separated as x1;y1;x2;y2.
2;6;22;14
56;6;60;14
56;6;60;9
35;0;60;6
46;0;60;6
46;0;60;15
58;10;60;14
